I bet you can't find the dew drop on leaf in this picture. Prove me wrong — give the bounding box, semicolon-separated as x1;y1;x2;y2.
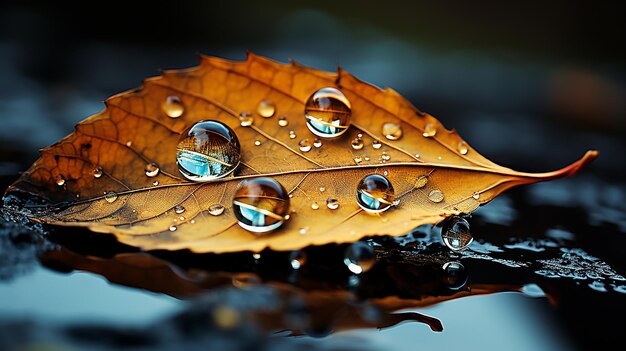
372;139;382;149
472;192;480;200
169;225;177;232
423;123;437;137
311;202;319;210
299;227;309;235
152;180;159;186
441;216;473;251
415;175;429;189
208;204;225;216
326;198;340;210
55;175;65;186
351;138;364;150
257;99;276;118
313;138;322;148
382;122;403;140
232;177;290;233
145;162;160;177
174;205;185;214
356;174;395;213
299;139;312;152
354;156;362;164
343;242;376;274
319;186;325;192
289;130;297;139
93;167;103;179
162;95;184;118
457;141;469;155
278;116;288;127
239;112;254;127
428;189;444;203
442;261;468;290
289;250;307;270
381;152;390;161
304;87;351;138
104;191;118;203
254;139;261;146
176;120;241;182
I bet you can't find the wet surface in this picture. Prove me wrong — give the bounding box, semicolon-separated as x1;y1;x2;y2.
1;2;626;350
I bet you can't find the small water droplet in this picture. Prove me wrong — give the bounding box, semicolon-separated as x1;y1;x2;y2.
441;216;473;251
299;139;312;152
299;227;309;235
126;141;133;147
239;112;254;127
254;139;262;146
252;253;262;260
162;95;184;118
437;156;442;160
55;175;65;186
343;242;376;274
415;175;429;189
313;138;322;148
382;122;403;140
209;204;225;216
304;87;352;138
289;251;307;270
93;167;103;179
288;193;294;198
442;261;468;290
104;191;118;203
278;116;288;127
233;177;290;233
392;199;400;206
472;192;480;200
152;180;159;186
311;202;319;210
428;189;444;203
177;120;241;181
364;156;370;161
457;141;469;155
383;170;389;176
415;154;420;158
289;130;297;139
351;138;364;150
372;140;382;149
174;205;186;214
319;186;325;192
179;215;185;221
381;152;390;161
145;162;160;177
326;198;340;210
357;174;395;213
423;123;437;138
190;219;196;224
354;156;362;164
169;225;177;232
257;100;276;118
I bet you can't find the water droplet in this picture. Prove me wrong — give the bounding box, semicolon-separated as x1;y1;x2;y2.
326;198;340;210
252;253;262;260
521;283;546;298
357;174;395;213
179;215;186;221
415;175;429;189
354;156;362;164
428;189;444;203
299;139;312;152
239;111;254;127
423;123;437;137
176;120;241;182
145;162;160;177
190;219;196;224
93;167;103;179
304;87;351;138
392;199;400;206
125;141;133;147
152;180;159;186
382;122;403;140
381;152;390;161
55;175;65;186
372;140;382;149
253;139;261;146
351;138;364;150
278;116;288;127
319;186;325;192
313;138;322;148
343;242;376;274
289;130;297;139
174;205;185;214
441;216;473;251
364;156;370;161
299;227;309;235
257;100;275;118
162;95;184;118
383;170;388;176
311;202;319;210
414;154;420;158
209;204;225;216
289;251;307;270
472;192;480;200
169;225;177;232
233;177;290;233
104;191;118;203
457;141;469;155
442;261;468;290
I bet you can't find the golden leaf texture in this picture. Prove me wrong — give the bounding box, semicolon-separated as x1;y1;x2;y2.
4;53;598;253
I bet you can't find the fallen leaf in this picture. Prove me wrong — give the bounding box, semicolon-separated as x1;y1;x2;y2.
4;53;598;253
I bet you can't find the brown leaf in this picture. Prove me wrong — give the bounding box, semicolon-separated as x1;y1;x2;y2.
5;53;598;253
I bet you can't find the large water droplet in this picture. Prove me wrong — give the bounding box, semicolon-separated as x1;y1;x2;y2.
441;216;473;251
93;167;103;179
351;138;364;150
104;191;118;203
239;112;254;127
343;242;376;274
233;177;290;233
428;189;444;203
209;203;225;216
442;261;468;290
457;141;469;155
372;140;382;149
326;198;339;210
382;123;403;140
415;175;429;189
176;120;241;182
423;123;437;137
278;116;288;127
55;175;65;186
162;96;184;118
357;174;395;213
174;205;185;214
521;283;546;298
304;87;351;138
145;162;160;177
299;139;312;152
289;251;307;270
257;100;276;118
